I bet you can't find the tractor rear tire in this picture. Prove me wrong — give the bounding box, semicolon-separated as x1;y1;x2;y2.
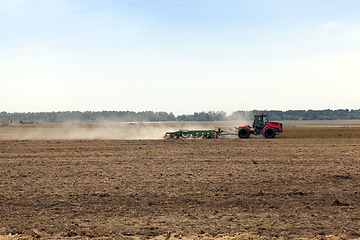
238;128;250;138
263;127;276;138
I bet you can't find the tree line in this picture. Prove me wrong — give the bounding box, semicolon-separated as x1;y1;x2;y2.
0;109;359;123
229;109;360;121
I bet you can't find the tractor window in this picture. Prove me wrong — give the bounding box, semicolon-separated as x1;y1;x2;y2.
263;117;266;126
254;116;263;127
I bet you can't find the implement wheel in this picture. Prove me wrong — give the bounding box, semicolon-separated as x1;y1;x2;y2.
238;128;250;139
181;133;190;138
263;127;276;138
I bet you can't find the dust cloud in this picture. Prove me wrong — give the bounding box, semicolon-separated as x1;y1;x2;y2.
0;121;246;140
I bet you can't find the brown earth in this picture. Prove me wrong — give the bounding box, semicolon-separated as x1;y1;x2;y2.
1;125;360;239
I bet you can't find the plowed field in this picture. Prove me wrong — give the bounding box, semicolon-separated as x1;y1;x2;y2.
1;124;360;239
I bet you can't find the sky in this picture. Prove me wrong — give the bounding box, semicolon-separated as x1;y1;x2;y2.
1;0;360;115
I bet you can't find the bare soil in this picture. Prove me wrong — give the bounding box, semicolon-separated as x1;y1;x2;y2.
1;122;360;239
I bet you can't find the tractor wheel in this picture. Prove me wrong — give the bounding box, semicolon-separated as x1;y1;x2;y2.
238;128;250;138
263;127;276;138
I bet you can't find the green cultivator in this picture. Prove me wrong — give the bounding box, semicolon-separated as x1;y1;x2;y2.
164;128;233;139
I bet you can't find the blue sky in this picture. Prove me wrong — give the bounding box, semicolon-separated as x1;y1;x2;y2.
1;0;360;115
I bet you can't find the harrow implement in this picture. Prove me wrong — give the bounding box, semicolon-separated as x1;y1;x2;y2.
164;128;234;139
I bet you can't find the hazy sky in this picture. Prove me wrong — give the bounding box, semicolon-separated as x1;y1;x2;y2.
1;0;359;115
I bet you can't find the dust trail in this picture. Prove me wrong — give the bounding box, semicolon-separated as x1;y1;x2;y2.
0;121;247;140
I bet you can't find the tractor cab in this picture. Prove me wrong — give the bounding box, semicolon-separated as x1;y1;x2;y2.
253;114;266;128
252;113;268;134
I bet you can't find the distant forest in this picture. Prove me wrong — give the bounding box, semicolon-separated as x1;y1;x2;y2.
1;109;360;123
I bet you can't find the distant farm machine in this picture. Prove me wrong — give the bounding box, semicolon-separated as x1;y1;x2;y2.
165;113;283;139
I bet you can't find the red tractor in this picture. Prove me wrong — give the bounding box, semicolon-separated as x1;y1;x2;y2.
238;113;283;138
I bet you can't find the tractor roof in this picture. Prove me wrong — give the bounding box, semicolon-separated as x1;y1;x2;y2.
254;113;267;117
